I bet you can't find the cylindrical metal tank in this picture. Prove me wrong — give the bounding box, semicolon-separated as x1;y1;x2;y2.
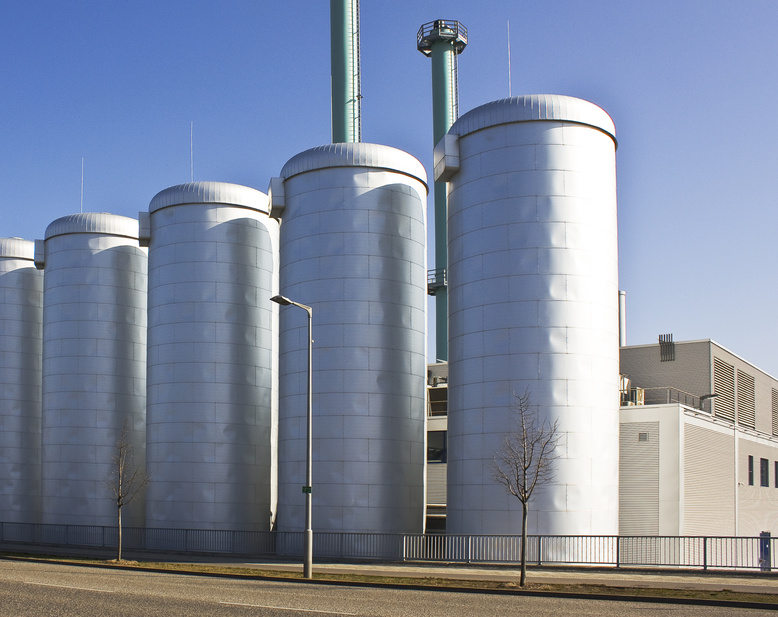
0;238;43;524
442;95;620;536
39;214;147;527
271;143;428;534
144;182;279;532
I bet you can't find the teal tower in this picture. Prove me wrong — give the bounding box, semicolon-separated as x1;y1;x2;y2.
417;20;467;361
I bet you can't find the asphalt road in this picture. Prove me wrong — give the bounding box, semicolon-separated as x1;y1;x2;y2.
0;559;775;617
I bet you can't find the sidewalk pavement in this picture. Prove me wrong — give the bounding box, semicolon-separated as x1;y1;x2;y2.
239;560;778;595
2;541;778;596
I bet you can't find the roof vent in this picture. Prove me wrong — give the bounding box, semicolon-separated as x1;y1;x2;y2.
659;333;675;362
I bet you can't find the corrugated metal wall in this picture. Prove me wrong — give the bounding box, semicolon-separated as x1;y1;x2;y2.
683;423;735;535
426;463;447;506
737;437;778;536
619;421;659;535
620;341;711;399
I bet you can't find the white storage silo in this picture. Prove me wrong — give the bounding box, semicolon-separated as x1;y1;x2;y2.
270;143;428;534
38;214;147;527
439;95;620;536
0;238;43;524
143;182;279;532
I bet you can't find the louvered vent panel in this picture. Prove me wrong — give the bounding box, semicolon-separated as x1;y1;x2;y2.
772;388;778;436
713;357;735;422
619;422;659;535
737;370;755;429
426;463;447;506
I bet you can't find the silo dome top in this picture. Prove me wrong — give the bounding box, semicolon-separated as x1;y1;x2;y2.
450;94;616;145
280;143;428;189
149;182;268;214
44;213;140;241
0;237;35;259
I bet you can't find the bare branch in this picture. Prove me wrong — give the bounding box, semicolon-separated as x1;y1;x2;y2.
491;388;560;586
106;418;151;561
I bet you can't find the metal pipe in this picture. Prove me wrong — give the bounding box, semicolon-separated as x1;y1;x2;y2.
330;0;361;143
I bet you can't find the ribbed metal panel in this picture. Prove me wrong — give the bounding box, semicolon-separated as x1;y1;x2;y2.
683;424;734;535
450;94;617;144
619;422;659;535
39;214;147;527
145;182;278;532
737;370;756;428
772;388;778;436
426;463;447;506
149;181;269;214
713;357;736;421
276;143;427;534
0;237;36;260
280;143;427;187
620;341;712;403
44;212;140;240
445;96;620;536
0;238;43;523
737;437;778;536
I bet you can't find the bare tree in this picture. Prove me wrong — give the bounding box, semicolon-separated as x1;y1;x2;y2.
492;389;560;586
107;419;150;562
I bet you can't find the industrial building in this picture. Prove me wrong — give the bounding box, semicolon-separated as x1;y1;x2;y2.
620;339;778;537
423;338;778;538
1;1;771;544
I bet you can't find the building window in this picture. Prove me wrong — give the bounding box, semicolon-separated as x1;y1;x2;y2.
427;431;447;463
748;455;754;486
761;458;769;487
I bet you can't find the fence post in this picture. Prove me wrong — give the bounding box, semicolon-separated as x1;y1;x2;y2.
703;537;707;571
760;531;771;572
616;535;620;568
537;535;542;566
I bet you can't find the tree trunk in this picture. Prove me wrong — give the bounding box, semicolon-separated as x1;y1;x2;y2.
117;505;122;562
520;501;528;586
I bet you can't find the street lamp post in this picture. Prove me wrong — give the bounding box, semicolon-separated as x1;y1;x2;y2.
271;294;313;579
700;392;719;413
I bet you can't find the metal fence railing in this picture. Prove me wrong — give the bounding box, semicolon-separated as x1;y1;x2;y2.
1;522;774;571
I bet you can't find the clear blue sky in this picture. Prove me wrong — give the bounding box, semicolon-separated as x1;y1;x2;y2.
2;1;777;374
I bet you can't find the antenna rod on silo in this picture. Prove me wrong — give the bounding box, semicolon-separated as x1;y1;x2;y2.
417;20;467;362
190;121;194;182
330;0;361;143
507;20;512;97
